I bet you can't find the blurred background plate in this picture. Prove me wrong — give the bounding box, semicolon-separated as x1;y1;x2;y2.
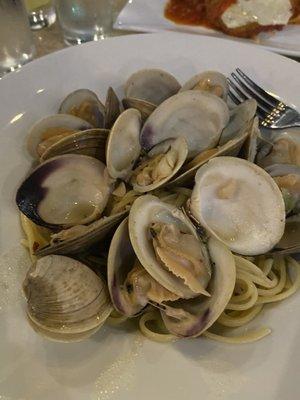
115;0;300;57
0;33;300;400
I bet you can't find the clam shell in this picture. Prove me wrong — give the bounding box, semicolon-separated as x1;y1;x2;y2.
16;154;112;229
59;89;105;128
122;97;156;121
258;127;300;168
160;237;236;338
190;156;286;256
166;123;250;188
180;71;228;101
128;195;210;299
140;90;230;159
27;114;92;159
105;87;121;129
23;255;112;342
239;117;260;162
107;218;145;316
106;109;142;180
130;137;188;193
36;209;128;256
272;214;300;255
40;128;109;163
219;99;257;146
124;68;181;106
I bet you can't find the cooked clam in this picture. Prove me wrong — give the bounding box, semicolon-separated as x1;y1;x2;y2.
140;90;230;159
219;99;257;146
23;255;112;342
124;68;181;106
36;209;127;256
122;97;156;121
258;128;300;168
27;114;92;159
104;87;121;129
40;128;109;163
106;109;142;180
130;137;188;193
266;163;300;215
16;154;112;229
108;218;178;317
190;156;286;255
59;89;105;128
160;237;236;337
167;104;257;188
180;71;228;101
129;195;212;299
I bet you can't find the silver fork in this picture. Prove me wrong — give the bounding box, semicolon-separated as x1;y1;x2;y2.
228;68;300;129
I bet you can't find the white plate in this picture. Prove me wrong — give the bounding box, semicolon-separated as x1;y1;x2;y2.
115;0;300;57
0;33;300;400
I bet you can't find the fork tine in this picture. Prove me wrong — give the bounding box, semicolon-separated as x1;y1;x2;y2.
231;73;273;113
228;78;248;102
228;79;268;121
228;89;241;105
236;68;281;107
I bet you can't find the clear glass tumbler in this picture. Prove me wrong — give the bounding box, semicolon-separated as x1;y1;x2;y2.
24;0;56;30
0;0;36;76
55;0;113;45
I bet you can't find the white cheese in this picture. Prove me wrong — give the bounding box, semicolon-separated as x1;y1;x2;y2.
221;0;293;29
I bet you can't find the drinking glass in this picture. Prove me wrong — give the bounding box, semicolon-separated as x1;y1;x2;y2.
24;0;56;30
0;0;36;76
55;0;113;45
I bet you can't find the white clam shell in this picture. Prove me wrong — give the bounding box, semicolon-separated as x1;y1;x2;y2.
180;71;228;101
27;114;92;159
161;237;236;338
130;137;188;193
190;156;286;255
124;68;181;106
140;90;230;159
128;195;210;299
23;255;112;342
106;109;142;180
16;154;112;229
59;89;105;128
107;218;145;316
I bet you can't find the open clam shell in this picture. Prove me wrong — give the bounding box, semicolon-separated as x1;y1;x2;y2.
219;99;257;146
40;128;109;163
130;137;188;193
190;156;286;256
23;255;112;342
122;97;156;121
258;127;300;168
239;116;260;162
36;209;127;256
106;109;142;180
128;195;212;299
160;237;236;338
272;214;300;255
140;90;230;159
108;218;145;316
59;89;105;128
105;87;121;129
124;68;181;106
167;119;252;188
266;163;300;213
27;114;92;159
16;154;112;229
180;71;228;101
